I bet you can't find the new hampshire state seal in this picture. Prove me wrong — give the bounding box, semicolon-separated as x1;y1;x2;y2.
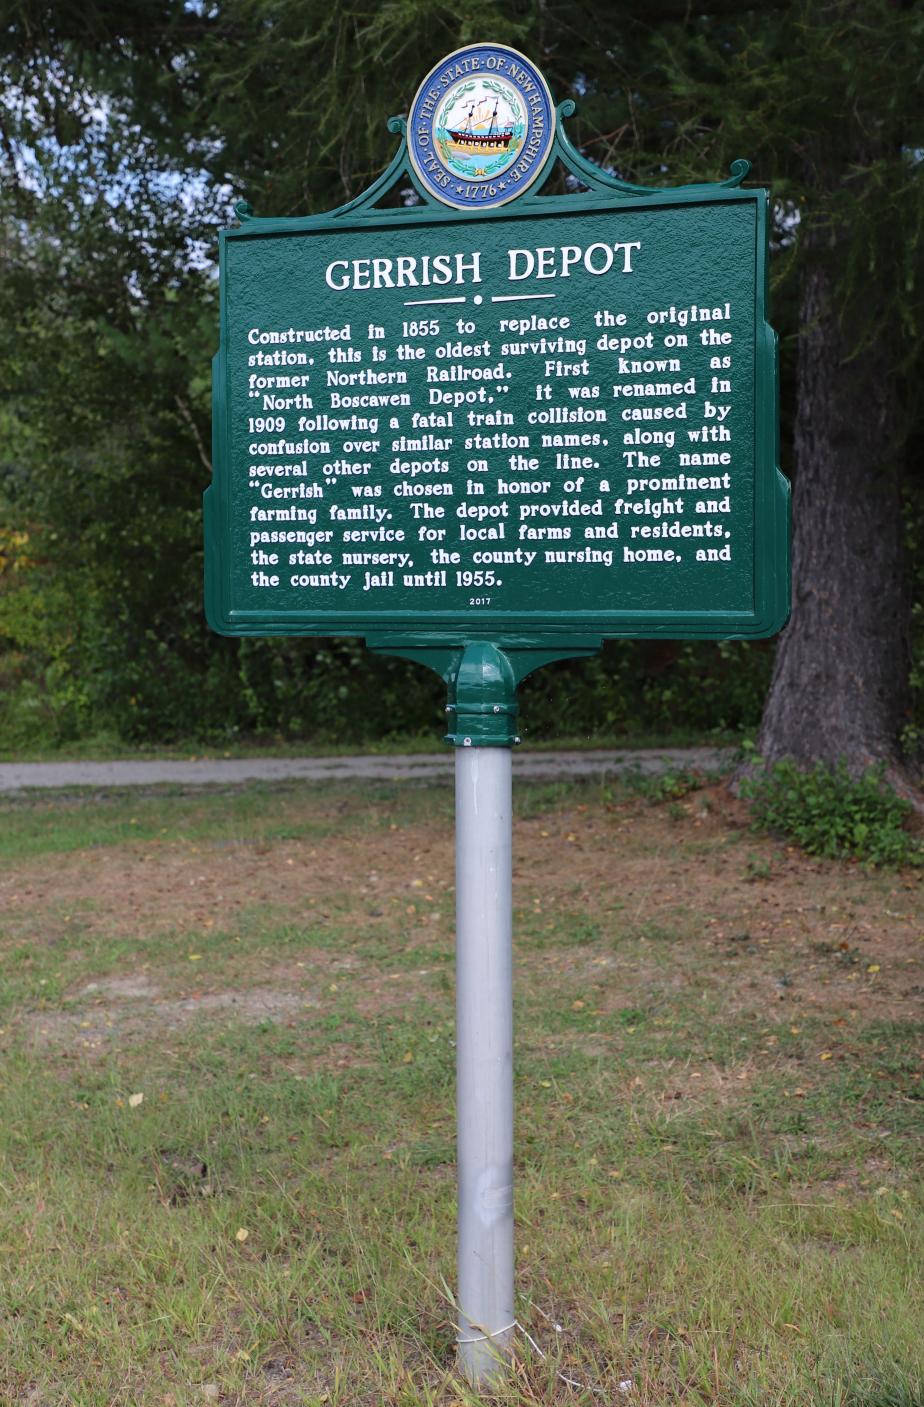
407;43;555;210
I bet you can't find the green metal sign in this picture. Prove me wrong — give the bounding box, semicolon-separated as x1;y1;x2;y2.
205;47;789;742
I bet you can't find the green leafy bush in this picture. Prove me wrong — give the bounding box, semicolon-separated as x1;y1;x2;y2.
620;767;704;804
741;759;921;867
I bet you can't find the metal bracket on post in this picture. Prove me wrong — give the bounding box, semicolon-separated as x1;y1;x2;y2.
445;640;520;749
364;633;605;718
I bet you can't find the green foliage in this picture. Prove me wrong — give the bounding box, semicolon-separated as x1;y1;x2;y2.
0;0;922;750
620;766;705;805
0;610;774;747
742;760;921;868
519;639;773;743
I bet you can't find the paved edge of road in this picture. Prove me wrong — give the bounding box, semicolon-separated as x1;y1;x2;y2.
0;748;736;794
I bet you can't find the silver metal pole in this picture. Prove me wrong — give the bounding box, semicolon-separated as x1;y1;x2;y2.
455;745;515;1386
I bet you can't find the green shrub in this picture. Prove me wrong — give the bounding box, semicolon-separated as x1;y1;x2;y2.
741;759;921;867
621;766;704;803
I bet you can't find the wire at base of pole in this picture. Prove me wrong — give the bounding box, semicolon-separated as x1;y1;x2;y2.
455;1313;634;1396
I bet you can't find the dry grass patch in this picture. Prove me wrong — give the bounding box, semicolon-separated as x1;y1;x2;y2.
0;826;454;942
1;778;921;1048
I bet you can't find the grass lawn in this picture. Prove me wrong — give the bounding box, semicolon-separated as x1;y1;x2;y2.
0;773;921;1406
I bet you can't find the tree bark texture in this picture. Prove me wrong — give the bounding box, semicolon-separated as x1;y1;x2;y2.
757;254;911;778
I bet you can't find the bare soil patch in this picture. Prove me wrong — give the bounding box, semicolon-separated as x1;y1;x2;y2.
29;982;315;1051
0;823;455;939
514;784;924;1024
3;782;922;1052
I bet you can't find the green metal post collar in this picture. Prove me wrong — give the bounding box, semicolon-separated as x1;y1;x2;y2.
445;642;520;748
365;634;604;750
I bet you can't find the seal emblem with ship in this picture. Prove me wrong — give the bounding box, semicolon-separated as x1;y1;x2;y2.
408;43;555;210
437;78;523;175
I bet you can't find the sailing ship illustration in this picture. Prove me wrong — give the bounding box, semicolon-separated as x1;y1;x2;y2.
447;99;514;155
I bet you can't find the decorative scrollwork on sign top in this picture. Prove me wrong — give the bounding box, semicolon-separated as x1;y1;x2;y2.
230;82;753;224
722;159;752;188
552;100;752;199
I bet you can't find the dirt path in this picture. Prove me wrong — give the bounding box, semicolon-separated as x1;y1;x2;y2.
0;746;732;793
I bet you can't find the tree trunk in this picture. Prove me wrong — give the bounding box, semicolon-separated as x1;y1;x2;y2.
757;250;912;784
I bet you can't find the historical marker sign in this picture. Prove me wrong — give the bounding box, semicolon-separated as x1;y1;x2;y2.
205;46;788;648
205;44;790;1388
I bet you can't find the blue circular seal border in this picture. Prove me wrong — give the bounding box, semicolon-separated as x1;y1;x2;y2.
407;43;555;211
